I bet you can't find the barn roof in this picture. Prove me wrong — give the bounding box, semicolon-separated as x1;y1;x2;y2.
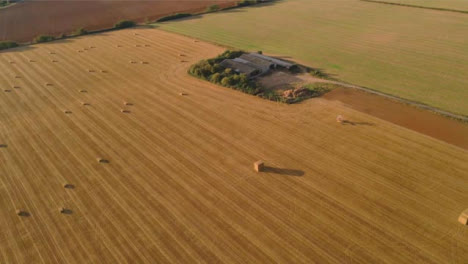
239;54;274;70
247;53;295;68
220;59;259;76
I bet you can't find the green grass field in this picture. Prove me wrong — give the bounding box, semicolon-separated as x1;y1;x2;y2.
366;0;468;11
156;0;468;115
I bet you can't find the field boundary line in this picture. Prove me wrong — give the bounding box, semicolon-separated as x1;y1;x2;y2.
359;0;468;14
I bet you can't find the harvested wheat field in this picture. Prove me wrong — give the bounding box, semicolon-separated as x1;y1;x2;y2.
0;28;467;263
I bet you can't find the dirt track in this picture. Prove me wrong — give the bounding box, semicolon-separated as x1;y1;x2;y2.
0;0;235;42
323;88;468;150
259;71;468;150
0;28;467;263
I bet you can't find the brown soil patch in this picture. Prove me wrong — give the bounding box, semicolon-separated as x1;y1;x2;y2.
0;0;236;42
323;88;468;150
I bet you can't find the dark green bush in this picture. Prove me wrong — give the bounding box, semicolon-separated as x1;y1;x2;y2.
237;0;259;7
34;35;55;43
0;0;10;7
206;4;220;12
157;13;192;22
73;27;88;36
0;41;18;50
114;20;136;29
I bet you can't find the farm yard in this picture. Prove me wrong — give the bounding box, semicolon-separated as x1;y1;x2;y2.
156;0;468;116
0;28;467;263
0;0;235;42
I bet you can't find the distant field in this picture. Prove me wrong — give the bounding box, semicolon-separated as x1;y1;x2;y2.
0;28;467;263
157;0;468;115
0;0;235;42
364;0;468;11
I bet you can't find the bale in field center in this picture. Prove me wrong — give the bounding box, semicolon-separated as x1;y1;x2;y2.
16;210;29;217
254;160;264;172
97;158;109;163
336;115;344;123
459;209;468;225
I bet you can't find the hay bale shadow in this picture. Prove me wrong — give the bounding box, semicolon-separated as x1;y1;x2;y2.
262;166;304;177
59;208;73;215
16;210;30;217
97;158;109;164
63;183;75;189
342;120;374;126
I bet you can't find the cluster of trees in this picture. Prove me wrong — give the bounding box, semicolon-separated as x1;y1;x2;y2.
0;41;18;50
189;50;261;95
114;20;136;29
34;35;55;43
237;0;261;7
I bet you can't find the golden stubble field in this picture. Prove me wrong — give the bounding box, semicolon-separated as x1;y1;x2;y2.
0;28;467;263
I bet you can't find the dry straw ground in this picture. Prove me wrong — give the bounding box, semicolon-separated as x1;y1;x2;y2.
0;28;467;263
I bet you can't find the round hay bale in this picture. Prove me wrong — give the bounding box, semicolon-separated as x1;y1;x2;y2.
29;59;34;62
51;60;58;63
64;110;72;114
49;52;56;54
116;45;122;48
16;210;29;217
140;61;148;64
13;86;20;89
336;115;344;123
81;102;90;106
87;69;95;73
9;61;15;64
144;44;150;47
135;45;141;47
100;70;107;73
15;75;21;79
4;89;11;93
63;183;75;189
179;92;187;96
120;109;130;113
129;60;137;64
79;90;87;93
97;158;109;163
45;83;53;86
123;101;133;106
0;144;7;148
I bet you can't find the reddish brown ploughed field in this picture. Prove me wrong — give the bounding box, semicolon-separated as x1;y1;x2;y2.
0;0;235;42
0;28;467;263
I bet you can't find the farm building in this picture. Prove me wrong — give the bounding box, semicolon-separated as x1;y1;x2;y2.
219;59;260;77
220;53;295;77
